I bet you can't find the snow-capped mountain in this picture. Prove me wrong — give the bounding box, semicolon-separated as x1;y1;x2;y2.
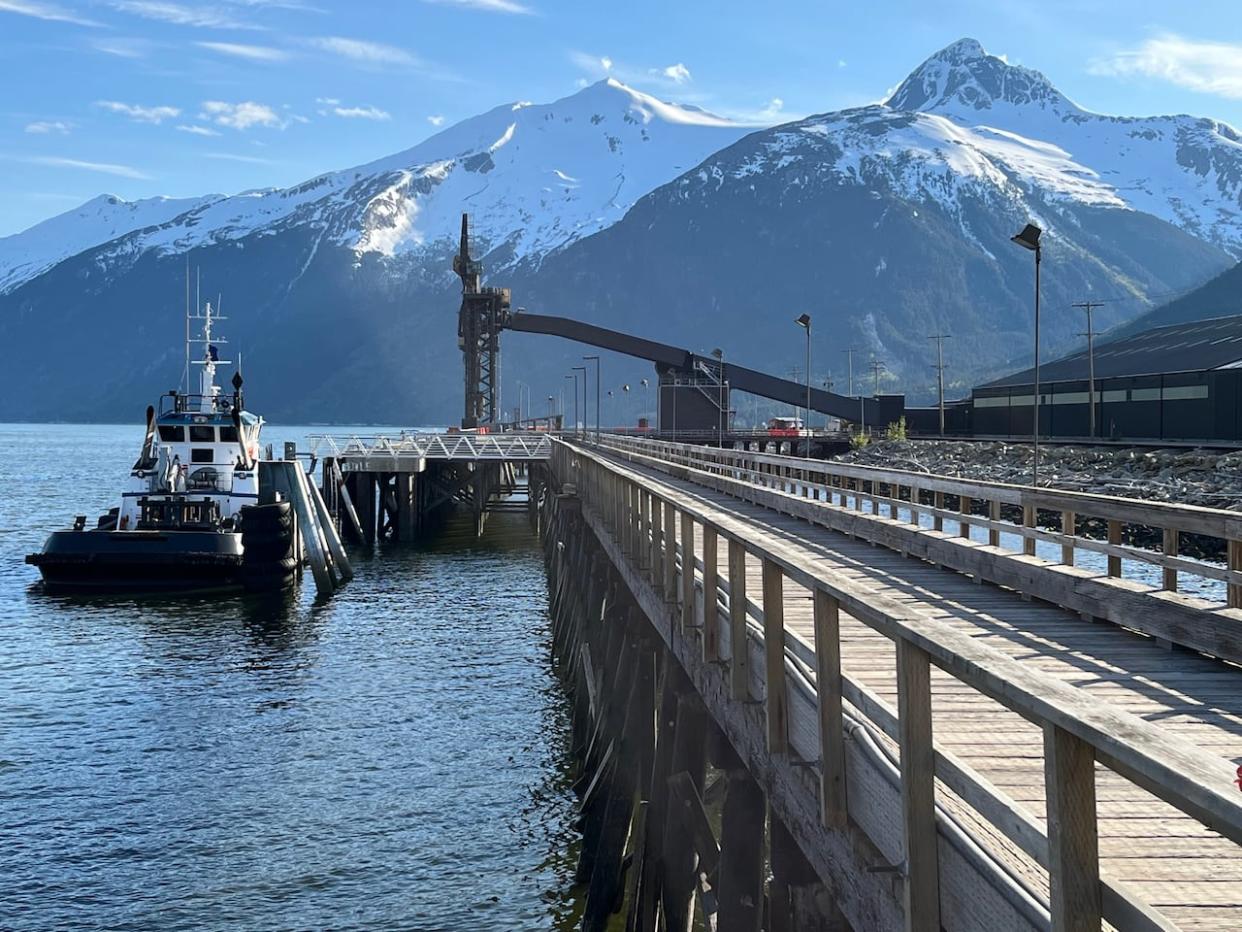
3;39;1241;423
507;39;1240;404
0;79;749;297
885;38;1242;255
0;193;221;294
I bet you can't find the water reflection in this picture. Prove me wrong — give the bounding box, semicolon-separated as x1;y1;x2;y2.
2;425;580;931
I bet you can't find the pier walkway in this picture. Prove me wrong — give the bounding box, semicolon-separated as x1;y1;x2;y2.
547;434;1242;931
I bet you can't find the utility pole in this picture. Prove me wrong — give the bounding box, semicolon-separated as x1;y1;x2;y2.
870;358;885;397
1073;301;1102;438
929;334;951;436
843;348;857;397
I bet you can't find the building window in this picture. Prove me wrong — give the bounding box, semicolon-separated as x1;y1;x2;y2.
974;396;1010;408
191;448;213;463
189;425;216;442
1162;385;1209;401
1131;388;1161;402
1102;390;1126;403
158;425;184;442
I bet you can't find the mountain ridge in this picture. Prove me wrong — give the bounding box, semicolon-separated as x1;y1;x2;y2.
3;38;1242;423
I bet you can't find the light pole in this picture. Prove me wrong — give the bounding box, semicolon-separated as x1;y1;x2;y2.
711;347;725;444
843;346;861;434
621;384;630;429
795;314;811;456
640;378;650;430
929;334;950;436
571;368;586;436
546;394;554;422
1011;223;1043;485
1074;300;1102;438
583;355;600;440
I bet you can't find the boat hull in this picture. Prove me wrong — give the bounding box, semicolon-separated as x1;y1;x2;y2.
27;529;245;593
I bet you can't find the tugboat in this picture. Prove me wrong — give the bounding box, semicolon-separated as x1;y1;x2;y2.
27;300;295;593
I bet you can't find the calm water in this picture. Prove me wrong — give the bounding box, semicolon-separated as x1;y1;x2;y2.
0;423;581;930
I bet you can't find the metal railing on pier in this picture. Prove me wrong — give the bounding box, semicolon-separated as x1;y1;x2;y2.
307;430;553;467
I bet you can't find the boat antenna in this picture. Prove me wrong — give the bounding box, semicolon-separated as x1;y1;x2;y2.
183;257;190;393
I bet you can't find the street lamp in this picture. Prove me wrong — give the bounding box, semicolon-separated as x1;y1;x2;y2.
1011;223;1043;486
640;378;650;431
795;314;811;456
583;355;600;440
571;368;586;436
546;394;554;423
711;347;725;443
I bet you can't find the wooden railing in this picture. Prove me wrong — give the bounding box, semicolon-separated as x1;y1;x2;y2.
552;438;1242;932
592;434;1242;663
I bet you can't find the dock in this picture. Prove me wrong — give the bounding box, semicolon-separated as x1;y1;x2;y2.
535;433;1242;930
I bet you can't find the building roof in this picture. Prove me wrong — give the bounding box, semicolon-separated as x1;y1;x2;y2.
978;314;1242;391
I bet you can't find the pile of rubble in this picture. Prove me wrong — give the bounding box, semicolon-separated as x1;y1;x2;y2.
836;440;1242;511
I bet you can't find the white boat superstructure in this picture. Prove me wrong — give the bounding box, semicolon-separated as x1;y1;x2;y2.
117;300;264;533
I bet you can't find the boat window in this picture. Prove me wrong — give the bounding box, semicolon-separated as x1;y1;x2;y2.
158;425;185;442
219;425;239;443
191;448;214;464
189;425;216;443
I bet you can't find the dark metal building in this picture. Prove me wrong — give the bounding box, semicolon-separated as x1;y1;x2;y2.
970;315;1242;442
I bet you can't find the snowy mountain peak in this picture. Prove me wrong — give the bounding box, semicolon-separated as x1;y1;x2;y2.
886;37;1074;118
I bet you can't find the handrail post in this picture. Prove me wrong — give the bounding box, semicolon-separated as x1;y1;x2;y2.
933;490;944;532
664;501;677;602
1231;539;1242;608
1023;504;1037;556
1062;510;1076;566
960;495;972;540
702;526;719;661
728;539;748;700
897;639;940;931
681;510;695;628
988;499;1000;548
650;493;663;589
1044;723;1102;932
1162;528;1178;592
1107;520;1122;577
814;589;847;828
762;558;788;754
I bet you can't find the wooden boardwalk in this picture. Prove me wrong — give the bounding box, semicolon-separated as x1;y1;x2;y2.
594;443;1242;930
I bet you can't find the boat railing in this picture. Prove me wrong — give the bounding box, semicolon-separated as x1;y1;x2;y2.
159;392;236;417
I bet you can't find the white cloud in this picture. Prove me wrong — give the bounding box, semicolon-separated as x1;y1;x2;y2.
0;0;100;26
762;97;783;117
1092;34;1242;99
26;156;151;179
421;0;530;13
662;62;691;84
110;1;254;28
427;114;445;126
96;100;182;124
177;124;221;136
331;105;390;120
201;100;283;130
205;152;278;164
315;96;340;106
25;120;71;134
600;56;613;72
837;59;847;68
305;36;417;66
197;41;290;62
91;37;153;58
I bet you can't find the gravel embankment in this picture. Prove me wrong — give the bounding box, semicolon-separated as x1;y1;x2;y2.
834;440;1242;512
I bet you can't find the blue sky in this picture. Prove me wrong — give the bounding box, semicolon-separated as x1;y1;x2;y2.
4;0;1242;236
